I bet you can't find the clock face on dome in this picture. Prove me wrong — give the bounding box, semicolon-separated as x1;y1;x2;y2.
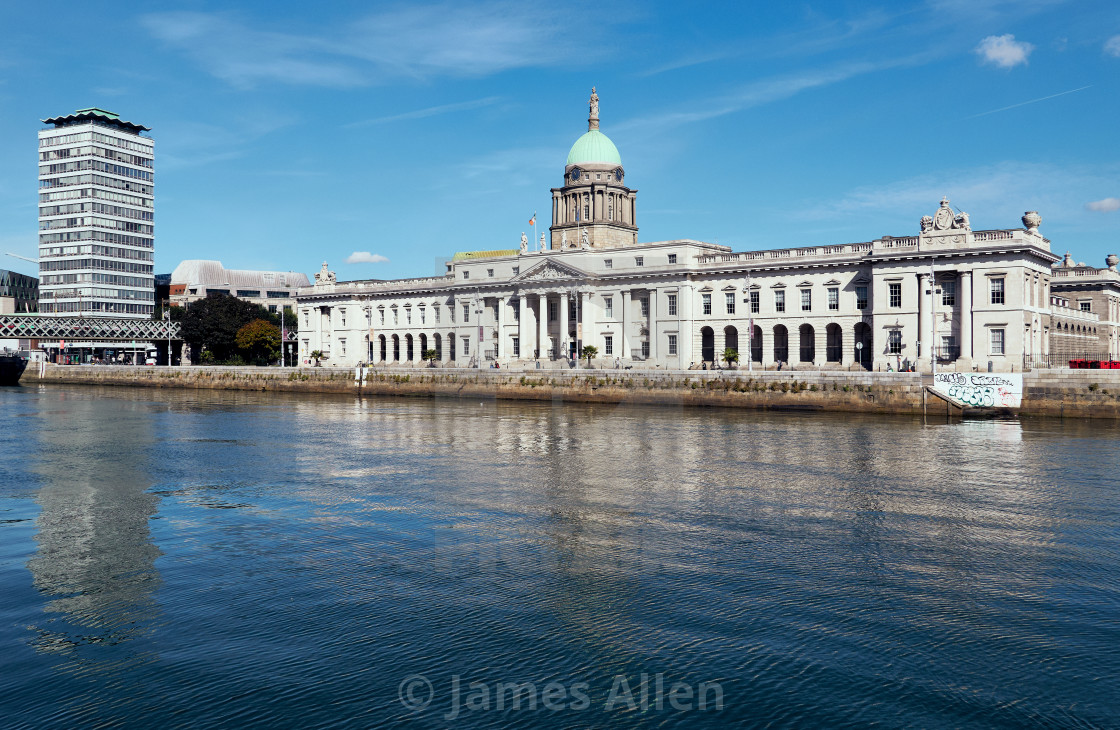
614;168;623;182
569;168;581;183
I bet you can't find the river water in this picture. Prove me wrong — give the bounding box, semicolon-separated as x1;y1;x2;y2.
0;385;1117;729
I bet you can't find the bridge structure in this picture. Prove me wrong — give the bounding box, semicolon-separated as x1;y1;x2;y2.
0;314;181;342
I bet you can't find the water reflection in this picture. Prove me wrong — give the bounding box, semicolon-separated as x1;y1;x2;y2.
27;390;162;671
0;386;1116;727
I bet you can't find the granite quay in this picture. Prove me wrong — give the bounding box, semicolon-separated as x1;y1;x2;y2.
22;363;1120;419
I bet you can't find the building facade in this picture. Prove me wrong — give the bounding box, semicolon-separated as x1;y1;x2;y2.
0;269;38;314
38;108;154;318
297;93;1081;373
169;260;310;313
1048;252;1120;361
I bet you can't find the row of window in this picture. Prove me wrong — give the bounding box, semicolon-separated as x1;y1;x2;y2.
39;187;152;208
40;244;154;261
39;230;153;247
40;272;153;288
39;144;153;168
39;173;153;196
40;130;152;154
40;202;154;221
40;159;153;181
39;216;154;234
461;254;684;279
41;301;153;315
39;258;154;274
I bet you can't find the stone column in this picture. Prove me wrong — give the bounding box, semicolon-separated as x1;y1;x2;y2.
579;290;590;356
814;325;827;368
519;294;531;361
496;297;504;359
959;271;973;365
559;291;569;361
762;325;774;367
648;288;658;361
916;273;930;371
621;290;630;360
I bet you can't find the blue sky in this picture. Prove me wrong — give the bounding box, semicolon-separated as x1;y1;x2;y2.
1;1;1118;282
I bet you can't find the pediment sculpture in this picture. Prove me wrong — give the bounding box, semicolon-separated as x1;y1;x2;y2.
314;261;336;285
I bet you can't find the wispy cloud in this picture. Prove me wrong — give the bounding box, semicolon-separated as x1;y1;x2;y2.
346;251;390;264
796;161;1120;230
1086;197;1120;212
1105;35;1120;57
141;4;614;88
975;34;1034;68
616;51;936;138
965;85;1092;118
344;97;500;128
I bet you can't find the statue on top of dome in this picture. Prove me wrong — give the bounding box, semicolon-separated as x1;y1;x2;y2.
589;87;599;131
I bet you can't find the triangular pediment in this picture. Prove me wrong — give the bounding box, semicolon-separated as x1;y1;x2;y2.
513;259;594;282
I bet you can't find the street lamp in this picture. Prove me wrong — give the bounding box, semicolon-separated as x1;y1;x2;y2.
743;272;752;373
928;266;937;376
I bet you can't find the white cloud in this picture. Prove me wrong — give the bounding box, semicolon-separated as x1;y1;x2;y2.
141;4;614;88
346;252;389;264
344;97;500;128
1086;197;1120;212
975;34;1034;68
1105;35;1120;57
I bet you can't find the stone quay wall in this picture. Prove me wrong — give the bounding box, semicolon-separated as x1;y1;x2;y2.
20;364;1120;418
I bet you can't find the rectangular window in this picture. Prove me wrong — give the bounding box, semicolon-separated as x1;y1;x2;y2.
667;294;677;317
775;290;785;313
339;339;347;356
420;308;426;324
668;254;677;264
341;310;347;327
668;334;678;355
801;289;811;311
828;287;839;311
462;337;470;355
750;290;759;313
990;328;1005;354
435;307;440;323
604;335;613;355
236;290;260;298
605;259;613;269
487;268;494;277
856;285;868;309
726;292;735;314
1079;301;1091;312
406;309;411;324
512;266;519;275
635;256;644;267
463;270;470;279
512;337;520;357
640;298;649;317
604;296;613;318
941;281;956;307
449;305;455;323
990;278;1005;305
393;309;399;325
641;341;650;359
493;303;499;321
549;301;557;321
702;293;711;315
463;304;470;322
888;330;902;355
889;282;902;308
512;301;520;321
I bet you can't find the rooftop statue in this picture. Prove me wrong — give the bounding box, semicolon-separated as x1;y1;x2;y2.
588;87;600;131
581;229;591;249
540;233;547;251
520;232;528;254
314;261;336;285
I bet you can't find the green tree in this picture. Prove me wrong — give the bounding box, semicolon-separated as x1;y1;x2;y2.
180;293;276;362
235;319;281;365
422;348;438;364
309;350;324;366
580;344;599;367
723;347;740;368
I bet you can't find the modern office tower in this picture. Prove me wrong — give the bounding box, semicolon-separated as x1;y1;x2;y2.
38;108;154;317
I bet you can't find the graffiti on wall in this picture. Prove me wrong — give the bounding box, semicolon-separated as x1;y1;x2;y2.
932;373;1023;408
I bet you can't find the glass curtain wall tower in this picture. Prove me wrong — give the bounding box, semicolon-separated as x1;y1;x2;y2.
38;108;154;317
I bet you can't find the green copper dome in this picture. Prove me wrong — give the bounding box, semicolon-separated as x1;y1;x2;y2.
566;130;622;166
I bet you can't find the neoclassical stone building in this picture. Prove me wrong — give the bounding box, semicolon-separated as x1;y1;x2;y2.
297;92;1086;373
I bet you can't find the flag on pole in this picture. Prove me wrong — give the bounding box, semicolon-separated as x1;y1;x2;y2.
529;212;536;226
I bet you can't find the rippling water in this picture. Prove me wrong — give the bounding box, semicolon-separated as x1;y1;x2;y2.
1;385;1118;728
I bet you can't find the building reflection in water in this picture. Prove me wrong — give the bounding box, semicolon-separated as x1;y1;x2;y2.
26;390;162;674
